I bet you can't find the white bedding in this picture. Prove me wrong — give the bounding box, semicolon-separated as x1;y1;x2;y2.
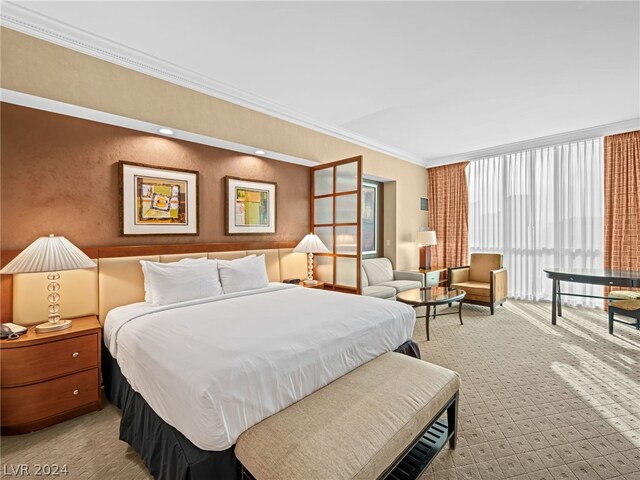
104;283;416;450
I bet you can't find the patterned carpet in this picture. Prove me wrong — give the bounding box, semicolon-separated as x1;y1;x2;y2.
1;300;639;480
419;301;640;480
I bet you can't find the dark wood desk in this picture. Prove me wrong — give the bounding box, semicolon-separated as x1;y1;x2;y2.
543;268;640;325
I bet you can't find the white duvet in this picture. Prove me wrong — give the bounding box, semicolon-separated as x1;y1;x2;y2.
104;283;416;450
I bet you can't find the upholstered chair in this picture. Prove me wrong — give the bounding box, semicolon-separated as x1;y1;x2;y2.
448;254;508;314
608;300;640;334
608;290;640;300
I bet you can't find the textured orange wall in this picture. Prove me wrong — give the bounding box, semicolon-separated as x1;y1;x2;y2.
0;103;310;250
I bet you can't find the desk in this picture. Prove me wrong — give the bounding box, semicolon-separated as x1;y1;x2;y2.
543;268;640;325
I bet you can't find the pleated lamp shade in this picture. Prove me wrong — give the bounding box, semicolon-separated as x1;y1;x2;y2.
293;233;330;254
416;231;437;246
0;235;96;274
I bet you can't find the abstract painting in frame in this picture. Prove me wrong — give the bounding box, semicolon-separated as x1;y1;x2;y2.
226;176;276;235
119;161;199;235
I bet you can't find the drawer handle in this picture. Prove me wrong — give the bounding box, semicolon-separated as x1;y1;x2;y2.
609;282;614;285
73;389;79;396
72;352;79;358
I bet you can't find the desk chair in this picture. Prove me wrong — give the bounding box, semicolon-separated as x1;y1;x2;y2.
609;290;640;300
608;300;640;335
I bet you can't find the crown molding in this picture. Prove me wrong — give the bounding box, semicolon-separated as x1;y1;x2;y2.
426;118;640;167
0;1;427;167
3;2;638;170
1;88;321;167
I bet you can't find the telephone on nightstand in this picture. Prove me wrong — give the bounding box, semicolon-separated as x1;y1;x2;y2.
0;323;27;340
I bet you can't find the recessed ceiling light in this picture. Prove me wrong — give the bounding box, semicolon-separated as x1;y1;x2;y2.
158;128;174;135
255;150;266;155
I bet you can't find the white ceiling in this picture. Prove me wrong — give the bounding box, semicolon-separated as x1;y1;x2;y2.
5;1;640;165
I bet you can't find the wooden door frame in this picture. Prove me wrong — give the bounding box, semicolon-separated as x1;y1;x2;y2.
311;156;362;293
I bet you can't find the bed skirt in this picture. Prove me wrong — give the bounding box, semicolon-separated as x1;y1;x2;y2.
103;339;420;480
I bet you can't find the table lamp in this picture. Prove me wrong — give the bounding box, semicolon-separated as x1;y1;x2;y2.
0;234;97;332
293;233;330;286
417;230;437;270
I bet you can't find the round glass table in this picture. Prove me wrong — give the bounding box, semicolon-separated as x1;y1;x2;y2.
396;287;466;341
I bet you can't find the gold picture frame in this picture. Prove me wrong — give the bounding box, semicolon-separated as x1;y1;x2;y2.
225;176;277;235
119;161;199;235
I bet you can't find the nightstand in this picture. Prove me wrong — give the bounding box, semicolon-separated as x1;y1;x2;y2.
0;315;102;435
410;267;448;286
302;281;325;289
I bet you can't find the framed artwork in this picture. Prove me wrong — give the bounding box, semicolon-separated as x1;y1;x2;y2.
119;161;199;235
226;176;276;235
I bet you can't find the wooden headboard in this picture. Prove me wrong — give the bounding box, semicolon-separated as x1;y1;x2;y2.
1;241;307;326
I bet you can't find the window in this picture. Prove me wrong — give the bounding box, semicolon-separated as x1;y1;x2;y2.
362;180;382;258
467;138;604;307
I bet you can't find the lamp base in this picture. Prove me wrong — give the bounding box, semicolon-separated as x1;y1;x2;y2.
303;279;319;286
35;319;72;333
419;245;432;270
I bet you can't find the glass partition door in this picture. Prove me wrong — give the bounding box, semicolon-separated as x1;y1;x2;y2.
311;156;362;293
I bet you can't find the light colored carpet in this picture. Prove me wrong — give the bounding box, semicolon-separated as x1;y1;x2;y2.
1;300;639;480
419;301;640;480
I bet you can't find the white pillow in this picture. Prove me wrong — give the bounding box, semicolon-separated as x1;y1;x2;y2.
142;257;206;303
140;258;223;305
213;254;256;270
217;255;269;294
141;257;202;303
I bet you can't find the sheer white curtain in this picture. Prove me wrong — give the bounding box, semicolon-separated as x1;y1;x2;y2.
468;138;604;308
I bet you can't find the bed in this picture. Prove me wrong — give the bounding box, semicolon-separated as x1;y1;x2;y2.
103;282;419;480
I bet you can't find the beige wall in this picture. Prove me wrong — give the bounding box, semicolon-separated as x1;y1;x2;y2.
0;28;427;268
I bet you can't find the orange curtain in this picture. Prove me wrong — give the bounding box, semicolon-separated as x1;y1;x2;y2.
604;131;640;295
427;162;469;267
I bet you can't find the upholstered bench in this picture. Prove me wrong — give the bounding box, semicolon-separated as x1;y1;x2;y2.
236;352;460;480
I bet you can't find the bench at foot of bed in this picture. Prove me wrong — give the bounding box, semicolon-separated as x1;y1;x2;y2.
236;352;460;480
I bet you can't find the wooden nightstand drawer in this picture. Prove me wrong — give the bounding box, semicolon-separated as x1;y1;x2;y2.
1;333;98;387
0;316;102;435
1;368;100;428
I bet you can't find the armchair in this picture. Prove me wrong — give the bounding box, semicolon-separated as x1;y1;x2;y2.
448;253;508;314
